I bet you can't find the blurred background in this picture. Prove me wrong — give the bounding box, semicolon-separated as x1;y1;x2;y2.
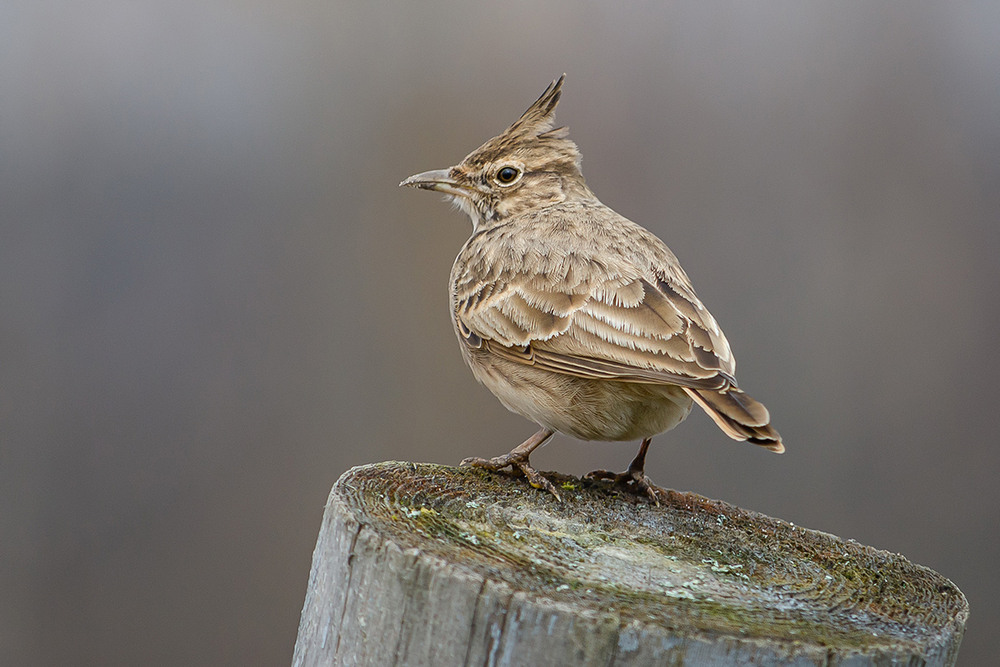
2;2;997;664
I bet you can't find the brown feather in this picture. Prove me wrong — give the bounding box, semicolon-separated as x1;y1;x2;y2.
684;387;784;452
403;75;783;460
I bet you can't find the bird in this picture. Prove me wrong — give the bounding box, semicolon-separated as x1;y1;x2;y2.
400;75;782;502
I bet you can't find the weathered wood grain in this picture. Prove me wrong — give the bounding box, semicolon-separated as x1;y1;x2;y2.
293;462;967;666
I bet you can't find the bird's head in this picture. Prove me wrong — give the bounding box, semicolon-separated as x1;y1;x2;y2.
400;75;592;231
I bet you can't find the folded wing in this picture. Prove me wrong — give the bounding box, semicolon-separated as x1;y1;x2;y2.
453;254;783;451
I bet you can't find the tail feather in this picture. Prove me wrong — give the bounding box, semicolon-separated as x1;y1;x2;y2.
685;387;784;453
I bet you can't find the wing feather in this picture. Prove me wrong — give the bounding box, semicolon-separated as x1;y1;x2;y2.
456;271;735;387
451;203;736;387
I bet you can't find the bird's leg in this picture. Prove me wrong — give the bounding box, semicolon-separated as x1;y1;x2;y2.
461;427;560;500
585;437;661;504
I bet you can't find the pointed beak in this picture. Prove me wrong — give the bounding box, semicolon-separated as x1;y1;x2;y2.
399;168;469;198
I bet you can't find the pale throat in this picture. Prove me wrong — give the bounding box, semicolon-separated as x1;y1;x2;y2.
446;193;484;230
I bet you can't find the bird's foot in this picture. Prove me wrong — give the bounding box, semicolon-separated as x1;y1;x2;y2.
585;467;661;505
461;452;561;501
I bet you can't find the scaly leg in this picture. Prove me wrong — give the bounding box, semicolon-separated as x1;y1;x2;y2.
585;437;661;504
461;427;560;500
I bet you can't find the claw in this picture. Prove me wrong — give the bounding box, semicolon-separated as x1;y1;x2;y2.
461;428;560;501
585;467;661;504
585;437;662;505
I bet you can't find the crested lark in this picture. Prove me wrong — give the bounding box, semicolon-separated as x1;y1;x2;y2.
401;75;782;501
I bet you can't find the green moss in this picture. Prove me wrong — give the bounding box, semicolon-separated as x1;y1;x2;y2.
341;461;967;654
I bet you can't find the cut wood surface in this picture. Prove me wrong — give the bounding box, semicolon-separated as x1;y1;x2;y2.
292;462;968;666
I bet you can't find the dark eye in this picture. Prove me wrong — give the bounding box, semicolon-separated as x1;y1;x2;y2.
496;166;520;184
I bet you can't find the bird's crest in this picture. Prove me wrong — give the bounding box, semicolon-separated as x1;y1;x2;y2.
463;75;580;173
504;74;566;139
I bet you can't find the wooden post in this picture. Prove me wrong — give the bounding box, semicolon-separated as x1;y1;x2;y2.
293;462;967;666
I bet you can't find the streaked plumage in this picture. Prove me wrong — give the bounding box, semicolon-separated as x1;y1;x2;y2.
401;75;782;501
